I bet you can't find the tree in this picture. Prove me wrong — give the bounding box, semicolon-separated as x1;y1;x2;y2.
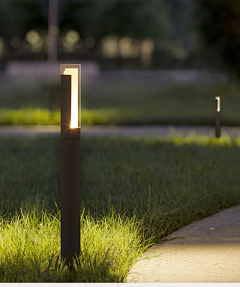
0;0;173;61
0;0;48;40
196;0;240;78
60;0;171;40
168;0;195;48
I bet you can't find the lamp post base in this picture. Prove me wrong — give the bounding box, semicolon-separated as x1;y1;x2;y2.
61;136;81;265
215;112;220;138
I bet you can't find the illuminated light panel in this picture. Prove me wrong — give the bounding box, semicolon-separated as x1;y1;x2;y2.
215;97;220;112
63;68;79;128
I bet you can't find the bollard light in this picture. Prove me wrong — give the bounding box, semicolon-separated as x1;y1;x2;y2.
63;67;80;128
60;64;81;265
215;96;220;113
215;96;220;138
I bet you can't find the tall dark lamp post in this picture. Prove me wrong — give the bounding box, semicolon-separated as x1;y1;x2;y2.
215;96;220;138
60;64;81;265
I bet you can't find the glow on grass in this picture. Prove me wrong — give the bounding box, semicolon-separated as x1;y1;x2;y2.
0;208;151;282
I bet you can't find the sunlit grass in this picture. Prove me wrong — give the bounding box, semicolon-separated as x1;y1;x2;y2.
0;206;151;282
0;109;60;125
0;133;240;281
0;108;122;125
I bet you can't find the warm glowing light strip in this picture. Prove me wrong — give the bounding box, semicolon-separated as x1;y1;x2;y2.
215;97;220;112
63;68;79;128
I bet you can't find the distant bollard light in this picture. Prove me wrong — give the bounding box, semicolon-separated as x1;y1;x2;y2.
215;96;220;138
60;64;81;265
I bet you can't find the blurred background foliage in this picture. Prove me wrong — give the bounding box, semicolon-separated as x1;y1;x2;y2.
0;0;239;71
197;0;240;80
0;0;202;69
0;0;240;125
1;0;239;71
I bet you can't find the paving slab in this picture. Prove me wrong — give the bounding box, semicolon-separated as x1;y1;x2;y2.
0;125;240;138
126;204;240;283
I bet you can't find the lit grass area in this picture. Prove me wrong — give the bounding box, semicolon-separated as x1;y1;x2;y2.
0;108;120;125
0;109;60;125
0;133;240;282
1;81;240;125
0;207;148;282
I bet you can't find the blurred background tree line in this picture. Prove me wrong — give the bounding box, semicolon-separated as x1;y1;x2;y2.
0;0;240;126
0;0;238;74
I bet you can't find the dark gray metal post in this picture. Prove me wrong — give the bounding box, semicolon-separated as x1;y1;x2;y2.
61;73;81;265
215;97;220;138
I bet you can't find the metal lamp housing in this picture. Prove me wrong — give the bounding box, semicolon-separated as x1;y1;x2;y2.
60;64;81;265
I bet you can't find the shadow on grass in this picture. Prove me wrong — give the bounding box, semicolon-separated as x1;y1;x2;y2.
0;253;121;282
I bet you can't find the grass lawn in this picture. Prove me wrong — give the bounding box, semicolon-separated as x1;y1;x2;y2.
1;79;240;125
0;133;240;282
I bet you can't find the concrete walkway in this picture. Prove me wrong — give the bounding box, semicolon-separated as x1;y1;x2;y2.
0;124;240;137
126;204;240;283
